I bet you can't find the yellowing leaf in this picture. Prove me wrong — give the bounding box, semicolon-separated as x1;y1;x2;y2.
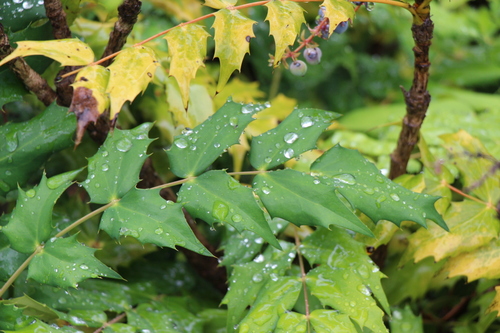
265;1;305;67
212;9;256;93
213;78;265;110
165;24;210;108
442;239;500;282
204;0;236;9
106;46;160;119
321;0;355;37
246;93;296;137
149;0;203;21
487;286;500;316
400;201;499;264
0;39;94;67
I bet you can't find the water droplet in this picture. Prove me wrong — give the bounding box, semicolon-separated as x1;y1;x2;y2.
377;195;387;204
264;157;272;164
241;105;253;114
390;193;400;201
264;101;271;108
58;297;67;304
5;131;18;152
214;143;221;148
174;138;188;149
116;138;132;152
357;284;371;296
313;179;320;185
349;301;356;307
365;1;375;11
229;117;238;126
231;214;243;223
284;132;299;144
284;148;294;159
252;273;263;283
160;205;167;210
333;173;356;185
300;116;314;128
181;128;193;136
80;264;89;270
26;189;36;198
101;150;109;157
212;201;229;221
254;254;265;263
101;164;109;172
261;187;271;194
363;187;375;195
155;227;163;235
46;174;67;189
375;175;385;183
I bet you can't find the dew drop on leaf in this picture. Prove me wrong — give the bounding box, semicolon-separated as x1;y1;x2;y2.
363;187;375;195
333;173;356;185
116;138;133;152
254;254;265;263
46;174;67;189
241;105;253;114
229;117;239;126
155;227;163;235
174;138;188;149
26;189;35;198
212;201;229;221
231;214;243;223
5;131;18;152
252;273;263;283
300;116;314;128
284;132;299;143
101;150;109;157
390;193;400;201
261;186;271;194
101;164;109;172
284;148;294;159
264;157;272;164
80;264;89;270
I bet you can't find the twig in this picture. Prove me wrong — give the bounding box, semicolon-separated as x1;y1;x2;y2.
294;228;311;331
93;312;127;333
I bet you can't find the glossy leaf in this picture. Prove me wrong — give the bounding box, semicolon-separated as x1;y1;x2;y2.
275;312;307;333
106;46;159;119
321;0;356;37
250;108;340;170
178;170;279;249
401;201;498;264
212;9;256;92
0;103;76;196
301;227;390;314
307;265;387;333
165;24;210;108
310;310;358;332
2;169;82;254
238;277;302;333
100;188;211;256
166;100;264;178
221;241;296;332
253;169;374;236
0;39;94;67
1;319;60;333
82;123;154;204
390;306;424;333
311;145;447;230
1;295;59;322
265;1;305;67
28;235;121;289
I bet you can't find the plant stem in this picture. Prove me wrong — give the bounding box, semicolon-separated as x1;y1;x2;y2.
0;247;41;298
294;228;310;330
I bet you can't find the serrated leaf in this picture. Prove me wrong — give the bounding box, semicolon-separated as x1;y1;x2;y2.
28;234;121;288
301;227;390;314
212;9;256;92
238;277;302;333
321;0;356;37
0;103;76;196
165;24;210;108
166;100;263;178
178;170;280;249
307;265;387;333
106;46;159;119
265;1;305;67
311;145;447;230
401;201;499;264
1;319;60;333
100;188;211;256
441;239;500;282
221;242;296;332
253;169;373;236
0;39;94;67
3;169;82;253
1;295;59;322
390;306;424;333
82;123;154;204
250;108;340;170
275;312;307;333
204;0;237;9
310;309;358;332
440;130;500;203
0;303;33;330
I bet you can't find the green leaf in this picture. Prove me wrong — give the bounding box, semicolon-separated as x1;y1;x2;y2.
275;312;307;333
0;69;27;107
100;188;211;256
28;234;121;288
1;319;60;333
0;39;95;67
204;0;237;9
106;46;160;119
253;169;373;236
311;145;448;230
390;306;424;333
58;309;107;327
166;100;263;178
1;295;59;322
0;302;33;330
2;169;82;254
310;310;358;332
307;265;387;333
0;103;76;196
178;170;280;249
301;227;390;314
212;9;256;92
238;277;302;333
82;123;154;204
250;108;340;170
321;0;356;37
165;24;210;108
221;241;297;332
265;1;305;67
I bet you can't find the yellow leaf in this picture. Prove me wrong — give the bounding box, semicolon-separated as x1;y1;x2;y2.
106;46;160;119
212;9;256;93
0;39;94;67
72;65;110;115
149;0;203;21
487;286;500;316
320;0;355;37
213;78;265;110
204;0;237;10
246;93;296;137
442;239;500;282
165;24;210;108
400;201;499;264
265;1;305;67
